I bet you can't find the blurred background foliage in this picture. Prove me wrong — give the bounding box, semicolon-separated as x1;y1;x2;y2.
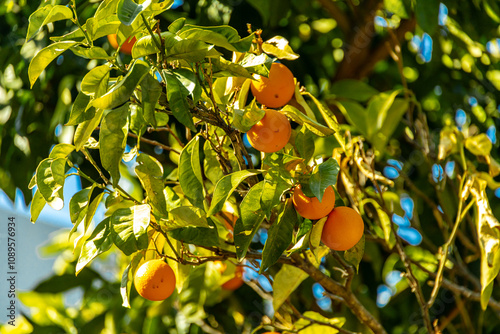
2;0;500;333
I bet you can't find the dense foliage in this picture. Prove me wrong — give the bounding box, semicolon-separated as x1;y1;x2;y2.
2;0;500;333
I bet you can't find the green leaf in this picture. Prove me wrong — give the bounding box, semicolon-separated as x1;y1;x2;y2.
232;99;265;132
262;36;299;60
329;79;379;102
69;187;92;227
295;127;315;164
465;133;493;157
169;218;219;248
235;181;266;259
117;0;152;26
273;264;308;311
30;189;46;223
110;205;151;255
261;169;293;217
416;0;439;34
344;235;365;272
74;108;104;151
135;153;168;216
207;169;262;216
168;17;186;33
371;98;409;152
49;143;75;159
260;199;297;273
140;74;162;127
26;5;73;42
120;253;142;308
332;100;367;135
169;206;211;229
36;158;67;210
309;159;339;202
67;91;95;126
173;68;202;103
163;70;197;131
210;57;253;79
28;41;78;87
76;218;113;275
70;46;113;60
294;311;346;334
178;265;206;320
129;104;146;136
303;92;342;134
132;31;175;58
82;65;112;97
469;178;500;310
484;0;500;23
239;53;273;76
363;199;395;249
366;90;402;138
84;192;105;236
283;105;334;137
166;39;215;62
178;25;246;52
99;104;130;186
179;136;205;208
93;59;150;109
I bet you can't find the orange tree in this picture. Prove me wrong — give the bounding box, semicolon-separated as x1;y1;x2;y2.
7;0;500;333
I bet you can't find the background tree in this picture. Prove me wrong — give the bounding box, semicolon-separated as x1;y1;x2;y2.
2;0;500;333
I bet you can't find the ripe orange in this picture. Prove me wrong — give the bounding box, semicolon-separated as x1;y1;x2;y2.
251;62;295;108
107;34;137;55
321;206;364;251
246;109;291;153
221;265;244;291
293;185;336;220
134;259;176;301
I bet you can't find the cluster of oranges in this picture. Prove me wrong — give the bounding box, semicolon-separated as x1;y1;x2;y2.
132;56;363;305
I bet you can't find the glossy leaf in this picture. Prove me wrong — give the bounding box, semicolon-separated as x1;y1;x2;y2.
29;41;78;87
169;219;219;248
235;181;266;259
309;159;339;202
70;46;113;60
283;105;334;137
93;60;150;109
273;264;308;312
76;218;113;275
179;136;205;208
232;99;265;132
36;158;67;210
140;73;162;127
30;189;46;223
262;36;299;60
207;169;262;216
163;70;196;131
81;64;112;96
166;39;214;62
99;104;129;186
260;199;297;273
135;153;168;216
69;187;92;228
239;53;273;76
120;252;142;308
26;5;73;42
294;311;346;333
169;206;211;229
110;205;150;255
74;108;104;151
49;143;75;159
344;235;365;272
295;127;315;164
67;92;95;125
117;0;152;26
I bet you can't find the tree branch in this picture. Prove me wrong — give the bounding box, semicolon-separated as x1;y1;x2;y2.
291;253;388;334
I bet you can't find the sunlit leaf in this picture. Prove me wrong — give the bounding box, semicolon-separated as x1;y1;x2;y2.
179;135;205;208
29;41;78;87
26;5;73;42
76;218;112;275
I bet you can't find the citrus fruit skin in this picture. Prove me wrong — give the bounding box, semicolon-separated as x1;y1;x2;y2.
247;109;291;153
107;34;136;55
251;62;295;108
293;185;336;220
134;259;176;301
221;265;244;291
321;206;364;251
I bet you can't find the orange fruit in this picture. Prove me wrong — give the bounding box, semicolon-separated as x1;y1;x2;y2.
220;211;237;232
246;109;291;153
321;207;364;251
293;185;336;220
221;265;244;291
107;34;137;55
134;259;176;301
251;62;295;108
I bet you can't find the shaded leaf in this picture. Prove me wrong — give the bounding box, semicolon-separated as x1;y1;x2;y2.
329;79;379;102
163;70;197;131
76;218;113;275
110;205;151;255
117;0;152;26
135;153;168;216
179;135;205;208
309;159;339;202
